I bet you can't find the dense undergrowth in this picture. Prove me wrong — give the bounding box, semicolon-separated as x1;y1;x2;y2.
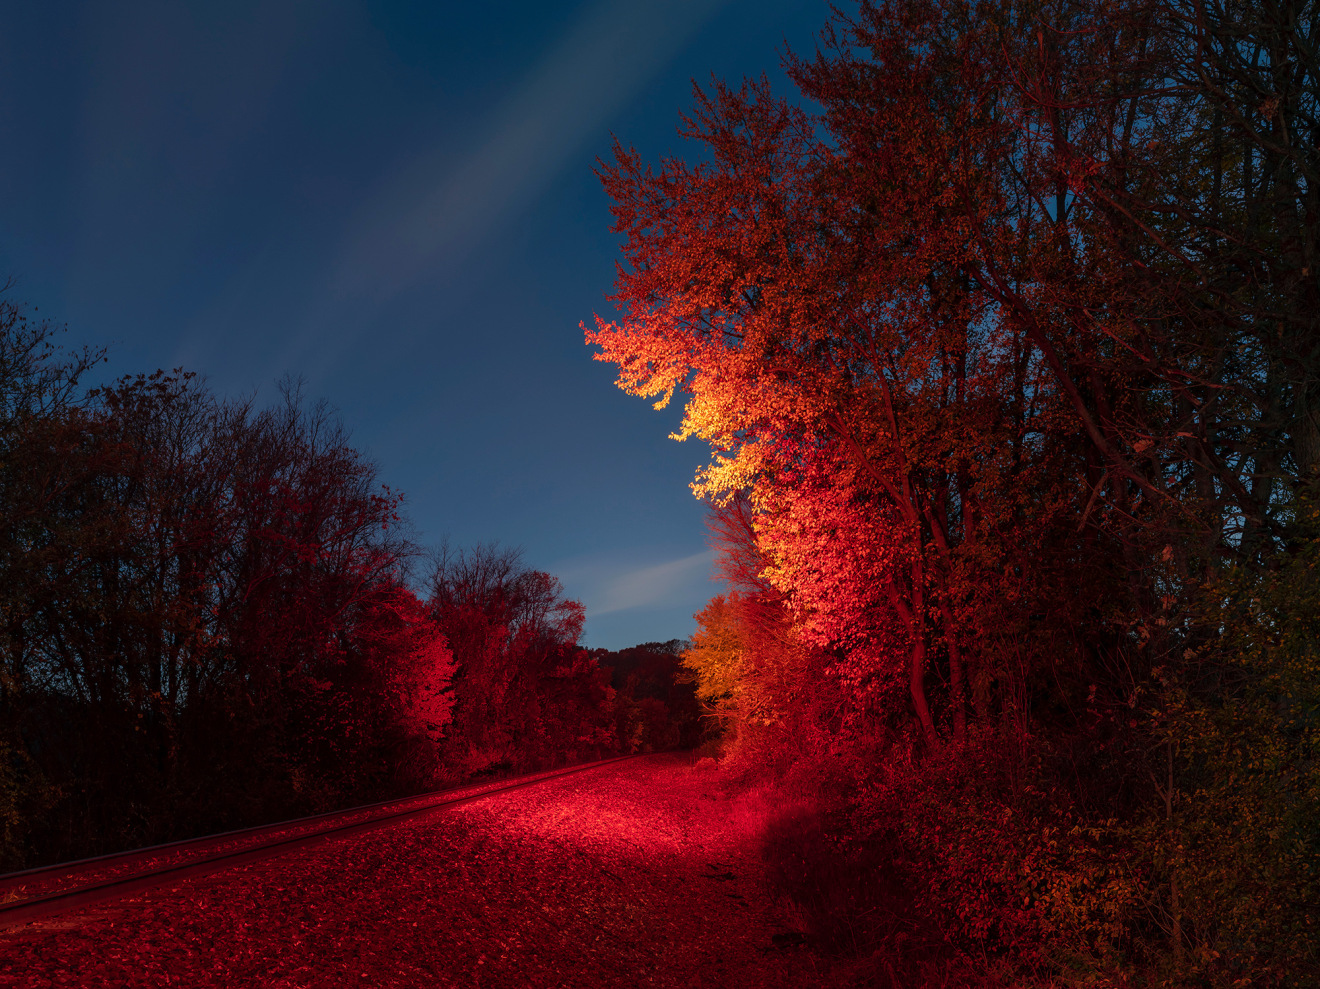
693;531;1320;987
707;549;1320;988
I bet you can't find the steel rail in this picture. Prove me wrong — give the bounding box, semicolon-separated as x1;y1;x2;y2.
0;753;645;932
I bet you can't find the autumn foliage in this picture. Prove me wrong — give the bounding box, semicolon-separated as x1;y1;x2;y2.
426;542;616;776
590;639;705;753
0;306;686;873
589;0;1319;983
0;318;455;865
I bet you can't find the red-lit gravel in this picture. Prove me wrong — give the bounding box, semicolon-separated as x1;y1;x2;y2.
0;754;839;988
0;765;617;909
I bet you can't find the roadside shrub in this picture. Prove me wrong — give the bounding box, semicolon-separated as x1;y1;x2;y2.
1145;519;1320;986
0;739;60;872
852;731;1135;969
762;803;901;955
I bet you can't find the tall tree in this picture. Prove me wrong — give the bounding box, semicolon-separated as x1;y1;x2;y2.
587;0;1318;975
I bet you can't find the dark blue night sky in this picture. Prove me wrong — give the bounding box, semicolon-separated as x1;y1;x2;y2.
0;0;827;648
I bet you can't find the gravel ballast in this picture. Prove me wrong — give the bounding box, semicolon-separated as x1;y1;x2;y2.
0;754;839;988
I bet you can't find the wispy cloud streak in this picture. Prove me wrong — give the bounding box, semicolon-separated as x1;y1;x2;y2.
334;0;730;302
558;549;715;617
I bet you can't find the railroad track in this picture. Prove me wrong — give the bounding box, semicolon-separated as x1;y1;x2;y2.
0;753;644;931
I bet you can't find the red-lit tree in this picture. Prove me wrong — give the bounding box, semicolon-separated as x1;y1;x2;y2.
428;543;614;773
588;0;1320;974
0;348;451;863
587;62;1084;747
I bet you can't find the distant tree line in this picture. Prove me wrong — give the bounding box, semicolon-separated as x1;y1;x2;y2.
591;0;1319;983
0;304;701;871
589;640;705;753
